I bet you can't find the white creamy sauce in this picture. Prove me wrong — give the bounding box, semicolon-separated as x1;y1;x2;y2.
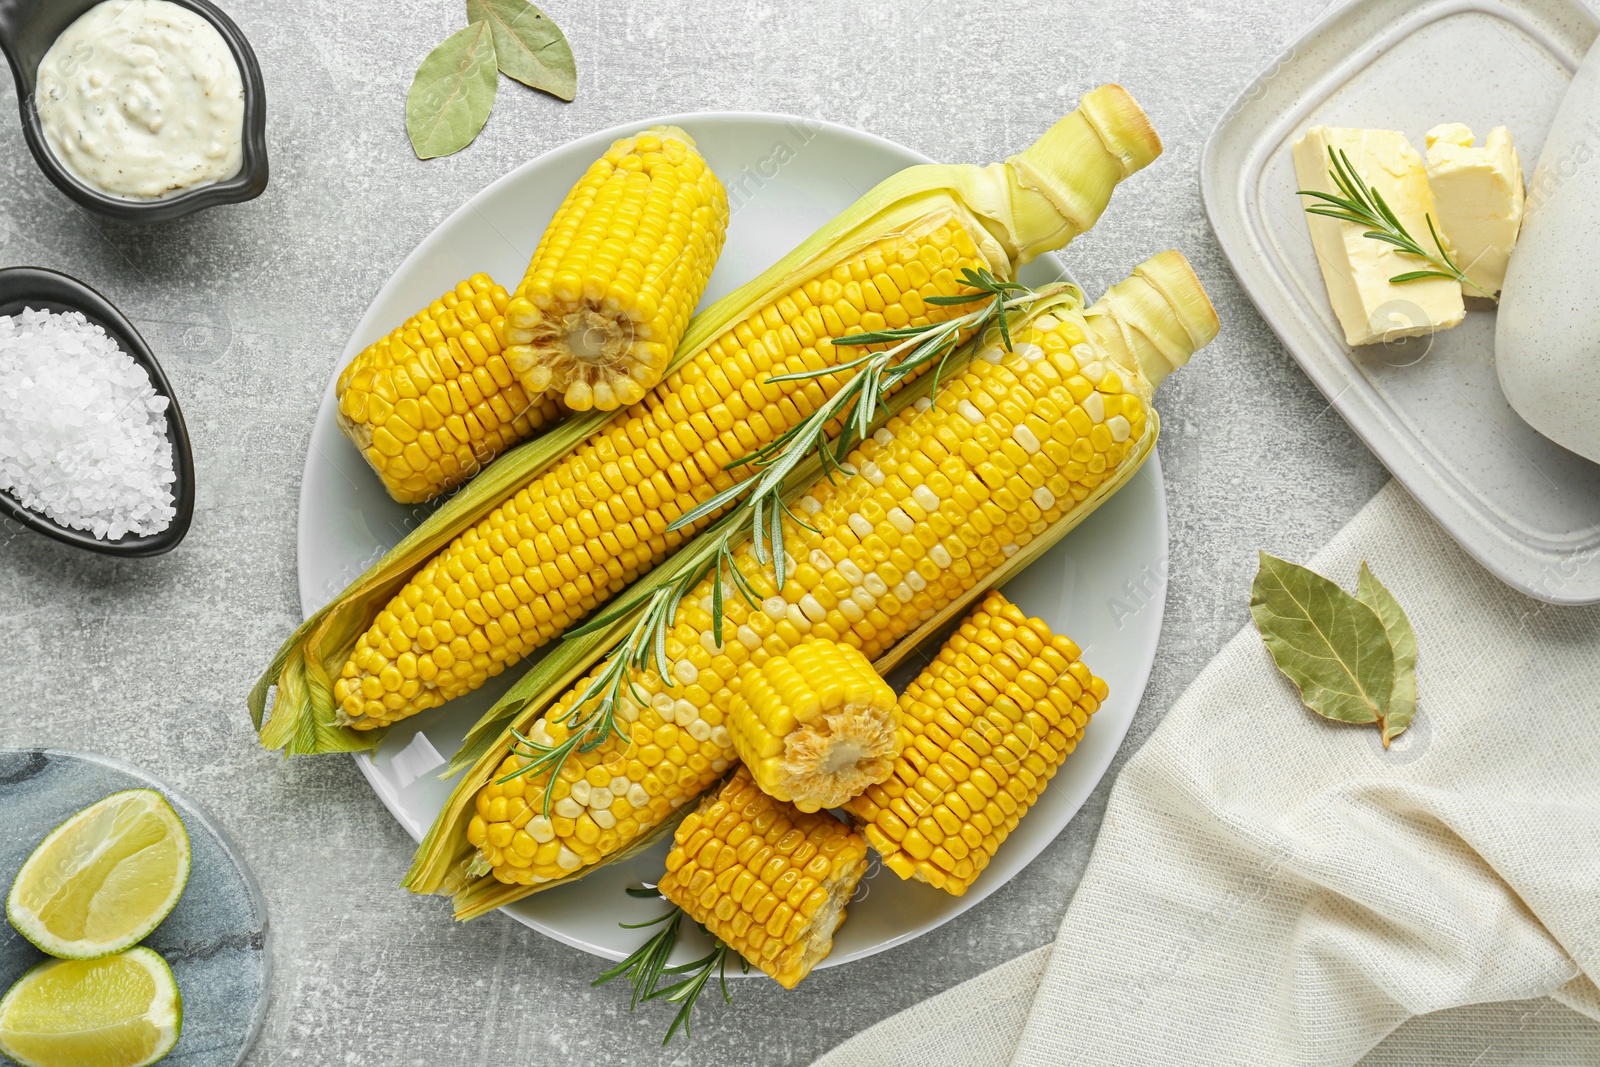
36;0;245;200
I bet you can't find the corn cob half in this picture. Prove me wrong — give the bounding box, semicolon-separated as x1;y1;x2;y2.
336;275;564;503
504;127;729;412
846;591;1103;895
254;87;1161;754
658;766;868;988
729;639;899;812
422;251;1218;916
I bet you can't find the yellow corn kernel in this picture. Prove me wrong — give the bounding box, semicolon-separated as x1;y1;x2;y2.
658;767;868;988
504;128;729;412
730;638;899;812
335;274;564;502
845;592;1107;896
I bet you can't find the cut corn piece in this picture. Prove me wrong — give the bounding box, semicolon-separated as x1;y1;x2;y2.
449;253;1217;906
336;274;564;503
845;591;1104;895
504;127;729;412
658;766;868;988
730;639;899;812
332;92;1162;736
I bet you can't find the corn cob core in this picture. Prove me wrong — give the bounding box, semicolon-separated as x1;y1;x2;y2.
503;127;730;412
730;639;900;812
335;275;564;503
336;217;991;730
844;592;1105;896
468;301;1154;887
658;766;868;988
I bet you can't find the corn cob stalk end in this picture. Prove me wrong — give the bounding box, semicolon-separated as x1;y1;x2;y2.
1073;84;1163;176
996;85;1163;264
1086;250;1219;388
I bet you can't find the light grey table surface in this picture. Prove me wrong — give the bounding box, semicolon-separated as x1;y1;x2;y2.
0;0;1410;1063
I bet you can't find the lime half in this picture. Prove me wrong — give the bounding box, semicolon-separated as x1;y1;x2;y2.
7;790;191;960
0;947;182;1067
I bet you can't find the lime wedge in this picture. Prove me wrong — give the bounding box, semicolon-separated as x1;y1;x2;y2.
7;790;191;960
0;948;181;1067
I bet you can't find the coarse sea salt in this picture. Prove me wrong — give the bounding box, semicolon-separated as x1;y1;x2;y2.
0;307;176;540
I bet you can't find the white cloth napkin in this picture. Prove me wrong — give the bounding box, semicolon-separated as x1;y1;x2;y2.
814;481;1600;1066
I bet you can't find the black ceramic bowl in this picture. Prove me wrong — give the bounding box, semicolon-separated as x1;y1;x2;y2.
0;267;195;556
0;0;268;222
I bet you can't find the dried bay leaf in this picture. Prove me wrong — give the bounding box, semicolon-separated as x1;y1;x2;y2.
466;0;577;101
1356;561;1418;746
407;22;500;160
1250;552;1396;733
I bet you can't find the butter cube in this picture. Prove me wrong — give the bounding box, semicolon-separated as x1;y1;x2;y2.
1425;123;1524;298
1292;126;1465;346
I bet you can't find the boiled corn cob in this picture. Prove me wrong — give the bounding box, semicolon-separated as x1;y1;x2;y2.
452;252;1217;907
657;766;869;988
324;89;1161;739
729;639;899;812
845;591;1103;895
504;127;729;412
336;275;564;503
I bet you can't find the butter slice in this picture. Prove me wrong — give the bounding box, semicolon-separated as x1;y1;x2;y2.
1292;126;1465;346
1425;123;1524;298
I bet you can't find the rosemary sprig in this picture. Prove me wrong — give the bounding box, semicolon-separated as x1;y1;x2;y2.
1298;146;1490;297
594;885;745;1044
505;268;1046;811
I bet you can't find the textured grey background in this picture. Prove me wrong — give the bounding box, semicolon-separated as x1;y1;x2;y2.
2;0;1576;1064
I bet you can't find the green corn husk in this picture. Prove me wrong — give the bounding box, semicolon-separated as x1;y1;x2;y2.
251;84;1162;756
406;252;1219;920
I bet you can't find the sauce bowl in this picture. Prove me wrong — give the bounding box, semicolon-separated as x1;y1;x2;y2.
0;267;195;556
0;0;268;222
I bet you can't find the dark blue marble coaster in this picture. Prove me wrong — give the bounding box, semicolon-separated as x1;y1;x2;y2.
0;750;270;1066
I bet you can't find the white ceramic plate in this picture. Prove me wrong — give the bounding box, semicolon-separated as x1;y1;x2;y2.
296;113;1168;968
1202;0;1600;604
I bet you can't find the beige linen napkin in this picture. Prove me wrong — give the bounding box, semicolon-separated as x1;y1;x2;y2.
814;481;1600;1066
